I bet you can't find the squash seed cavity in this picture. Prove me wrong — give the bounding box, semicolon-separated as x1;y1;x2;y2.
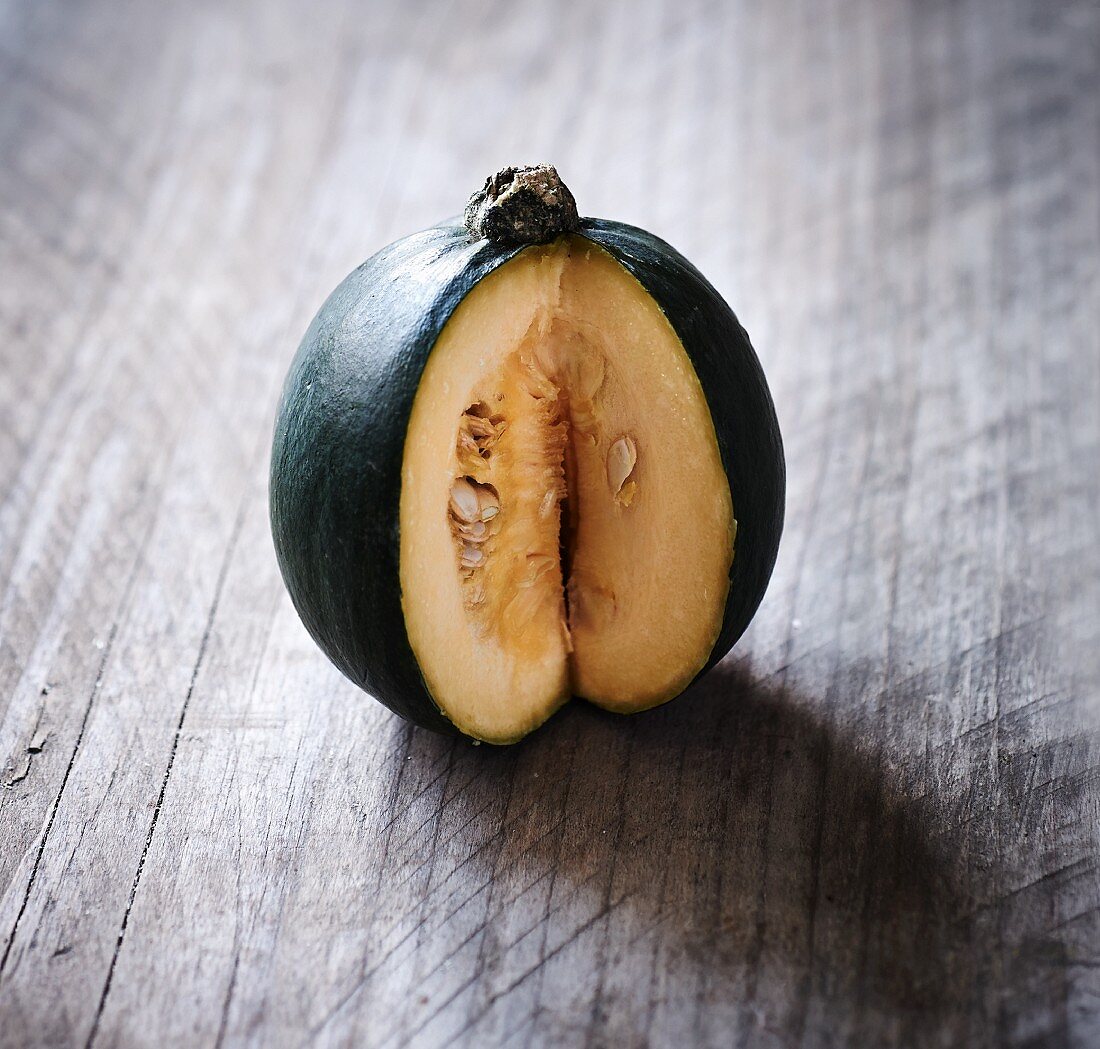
447;342;639;645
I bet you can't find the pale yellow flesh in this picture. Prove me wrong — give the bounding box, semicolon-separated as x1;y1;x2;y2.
399;237;735;742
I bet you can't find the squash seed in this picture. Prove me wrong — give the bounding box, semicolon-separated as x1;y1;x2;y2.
460;520;488;540
450;478;480;522
607;436;637;496
478;488;500;520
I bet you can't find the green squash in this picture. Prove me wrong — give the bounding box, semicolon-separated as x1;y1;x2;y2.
270;165;784;743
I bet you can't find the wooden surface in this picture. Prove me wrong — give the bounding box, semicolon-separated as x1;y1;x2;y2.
2;0;1099;1046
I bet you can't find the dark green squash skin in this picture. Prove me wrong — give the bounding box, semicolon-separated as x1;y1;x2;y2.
269;219;784;738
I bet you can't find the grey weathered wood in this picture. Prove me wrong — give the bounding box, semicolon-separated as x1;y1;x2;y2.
1;0;1099;1046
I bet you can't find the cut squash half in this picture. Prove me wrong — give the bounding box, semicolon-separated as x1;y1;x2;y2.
400;239;735;741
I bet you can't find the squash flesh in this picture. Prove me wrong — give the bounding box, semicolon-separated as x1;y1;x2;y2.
400;237;735;742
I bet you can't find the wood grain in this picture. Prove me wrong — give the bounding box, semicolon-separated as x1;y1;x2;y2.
1;0;1098;1046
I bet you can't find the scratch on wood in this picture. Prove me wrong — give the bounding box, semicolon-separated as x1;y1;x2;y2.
0;512;154;979
2;731;50;790
84;503;247;1049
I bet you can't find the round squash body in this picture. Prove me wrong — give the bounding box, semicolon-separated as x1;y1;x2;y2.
269;217;784;739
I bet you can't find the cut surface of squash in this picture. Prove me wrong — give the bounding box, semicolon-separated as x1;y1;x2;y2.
399;236;735;742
